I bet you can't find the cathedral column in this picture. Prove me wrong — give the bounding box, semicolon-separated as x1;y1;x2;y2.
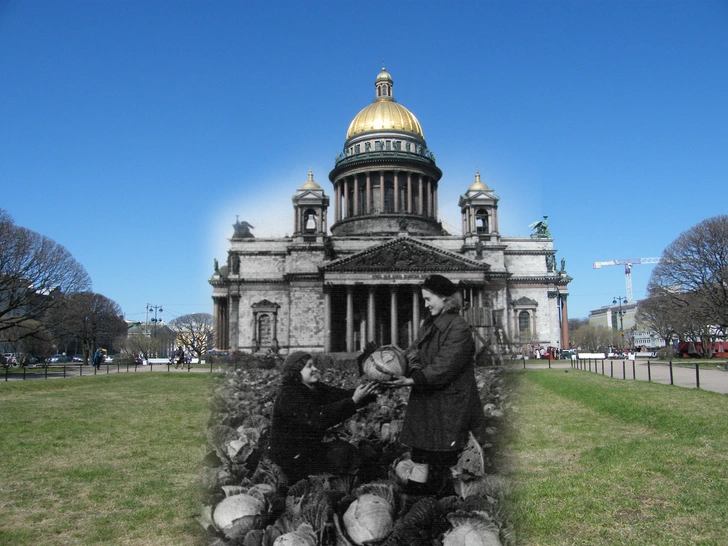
390;286;398;347
353;176;359;216
367;286;376;343
212;297;223;349
418;175;424;215
334;182;341;222
346;287;354;352
407;173;413;213
230;295;240;351
324;290;331;352
433;183;438;220
366;173;372;214
427;178;432;217
561;294;569;349
393;172;399;213
343;178;349;219
412;287;420;339
379;171;385;213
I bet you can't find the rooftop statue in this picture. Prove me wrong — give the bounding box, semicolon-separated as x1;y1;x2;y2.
529;216;551;239
232;216;255;239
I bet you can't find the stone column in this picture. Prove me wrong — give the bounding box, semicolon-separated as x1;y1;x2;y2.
366;173;372;214
230;295;240;351
418;175;424;215
367;286;376;343
346;286;354;352
393;171;399;213
433;183;438;220
353;176;359;216
334;182;341;222
343;178;349;219
427;179;432;217
412;287;420;339
561;294;569;349
390;286;398;347
324;290;331;352
407;172;413;213
379;171;385;213
212;297;221;349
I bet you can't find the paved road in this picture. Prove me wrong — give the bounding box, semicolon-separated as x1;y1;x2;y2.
516;359;728;395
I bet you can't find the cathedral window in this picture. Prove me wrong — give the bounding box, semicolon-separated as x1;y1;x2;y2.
519;311;531;336
476;209;489;233
303;209;318;233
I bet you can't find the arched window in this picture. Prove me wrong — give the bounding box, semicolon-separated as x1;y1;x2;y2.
476;208;489;233
258;314;272;346
303;209;317;233
518;311;531;336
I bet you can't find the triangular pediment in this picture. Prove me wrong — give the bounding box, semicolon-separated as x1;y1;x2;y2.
322;237;490;273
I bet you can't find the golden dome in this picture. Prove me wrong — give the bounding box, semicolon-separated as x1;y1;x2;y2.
301;169;321;189
468;170;489;191
346;68;424;140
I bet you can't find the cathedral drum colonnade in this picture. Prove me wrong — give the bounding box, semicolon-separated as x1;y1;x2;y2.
210;68;571;356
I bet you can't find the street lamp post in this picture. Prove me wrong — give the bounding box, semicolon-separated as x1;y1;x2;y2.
146;304;163;337
613;296;626;350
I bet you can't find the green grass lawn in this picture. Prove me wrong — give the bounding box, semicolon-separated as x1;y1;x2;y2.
0;373;214;545
505;368;728;545
2;368;727;546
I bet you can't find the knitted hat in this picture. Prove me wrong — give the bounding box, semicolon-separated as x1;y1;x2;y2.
422;274;458;297
282;351;311;375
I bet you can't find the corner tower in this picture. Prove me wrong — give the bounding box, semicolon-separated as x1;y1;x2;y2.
328;68;444;236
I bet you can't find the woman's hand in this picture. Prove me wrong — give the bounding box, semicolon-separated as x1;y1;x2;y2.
379;377;415;388
352;382;380;404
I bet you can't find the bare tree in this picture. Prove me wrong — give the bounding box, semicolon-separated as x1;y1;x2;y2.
124;332;163;363
636;287;680;347
50;292;127;362
0;209;91;343
569;324;619;352
648;215;728;334
168;313;213;363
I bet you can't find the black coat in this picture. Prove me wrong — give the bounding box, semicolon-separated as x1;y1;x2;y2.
399;309;486;453
268;381;358;482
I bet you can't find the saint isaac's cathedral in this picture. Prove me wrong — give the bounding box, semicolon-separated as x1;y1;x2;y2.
210;69;571;356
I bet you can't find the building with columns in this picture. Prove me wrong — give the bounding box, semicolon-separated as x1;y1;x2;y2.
210;68;571;356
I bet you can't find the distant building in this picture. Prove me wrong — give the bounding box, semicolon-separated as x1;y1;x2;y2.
210;69;571;355
588;300;665;350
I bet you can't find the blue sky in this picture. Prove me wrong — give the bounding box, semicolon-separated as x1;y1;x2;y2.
1;0;727;324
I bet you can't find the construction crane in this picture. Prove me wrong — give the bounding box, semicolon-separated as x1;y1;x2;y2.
593;257;661;302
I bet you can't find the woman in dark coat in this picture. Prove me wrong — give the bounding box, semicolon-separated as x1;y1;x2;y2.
387;274;487;495
268;351;378;484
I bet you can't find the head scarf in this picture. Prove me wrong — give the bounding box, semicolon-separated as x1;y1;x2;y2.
281;351;311;384
422;274;458;297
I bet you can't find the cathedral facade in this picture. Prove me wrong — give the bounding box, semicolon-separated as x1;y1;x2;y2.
210;69;571;356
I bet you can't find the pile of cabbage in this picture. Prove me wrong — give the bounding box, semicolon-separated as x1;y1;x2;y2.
201;360;514;546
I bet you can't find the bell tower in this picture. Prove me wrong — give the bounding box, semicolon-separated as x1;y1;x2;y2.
292;170;329;240
459;170;500;241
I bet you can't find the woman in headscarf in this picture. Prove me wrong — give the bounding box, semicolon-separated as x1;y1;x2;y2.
268;351;379;484
386;274;487;496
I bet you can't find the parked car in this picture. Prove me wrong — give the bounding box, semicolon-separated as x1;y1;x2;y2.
72;354;84;362
47;354;72;363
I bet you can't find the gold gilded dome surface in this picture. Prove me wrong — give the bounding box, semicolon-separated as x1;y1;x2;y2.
346;68;424;139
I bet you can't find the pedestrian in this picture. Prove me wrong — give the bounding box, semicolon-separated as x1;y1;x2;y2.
173;345;185;369
91;347;104;370
267;351;379;485
383;274;487;496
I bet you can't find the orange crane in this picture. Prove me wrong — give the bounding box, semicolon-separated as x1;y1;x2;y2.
593;257;661;302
